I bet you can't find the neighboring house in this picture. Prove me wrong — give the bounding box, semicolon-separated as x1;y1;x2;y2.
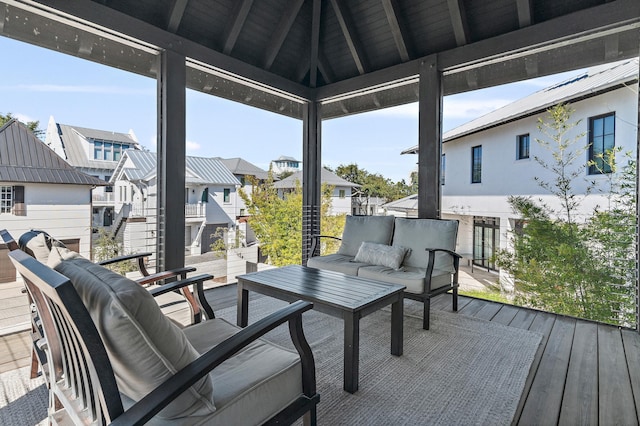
215;157;270;246
0;119;106;282
270;155;301;176
110;150;241;255
351;195;386;216
44;116;142;231
400;58;639;284
273;168;359;215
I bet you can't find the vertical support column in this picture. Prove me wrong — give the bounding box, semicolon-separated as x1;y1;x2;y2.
157;49;186;271
418;55;443;219
302;100;322;265
635;51;640;332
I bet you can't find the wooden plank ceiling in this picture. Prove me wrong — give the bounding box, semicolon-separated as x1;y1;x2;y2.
0;0;638;118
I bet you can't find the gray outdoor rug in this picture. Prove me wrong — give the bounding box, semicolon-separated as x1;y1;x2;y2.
217;297;543;426
0;297;542;425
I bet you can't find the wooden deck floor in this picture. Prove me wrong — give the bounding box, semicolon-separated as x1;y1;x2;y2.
1;285;639;424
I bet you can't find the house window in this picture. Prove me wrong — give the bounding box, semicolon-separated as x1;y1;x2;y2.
104;175;112;193
224;188;231;203
471;145;482;183
1;186;25;215
339;189;346;198
588;113;615;174
1;186;12;213
441;154;446;185
93;140;132;161
517;134;530;160
240;208;245;216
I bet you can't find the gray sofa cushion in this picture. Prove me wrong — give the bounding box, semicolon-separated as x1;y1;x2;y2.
337;215;395;256
307;253;367;276
357;265;452;294
392;218;458;273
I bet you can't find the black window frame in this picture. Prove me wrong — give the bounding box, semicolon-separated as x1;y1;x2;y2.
471;145;482;184
588;112;615;175
517;134;530;160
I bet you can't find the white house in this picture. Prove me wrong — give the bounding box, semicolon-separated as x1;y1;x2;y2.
215;157;270;246
0;119;106;282
44;116;142;230
270;155;301;176
273;168;359;215
399;58;639;284
110;150;241;255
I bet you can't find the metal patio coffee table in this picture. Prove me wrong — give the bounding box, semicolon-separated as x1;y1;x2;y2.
237;264;405;393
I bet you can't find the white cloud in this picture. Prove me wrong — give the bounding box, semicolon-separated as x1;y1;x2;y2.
443;98;512;119
186;140;201;153
1;84;152;95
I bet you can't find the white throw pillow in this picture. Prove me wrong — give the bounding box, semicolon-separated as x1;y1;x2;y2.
353;241;409;270
47;245;216;420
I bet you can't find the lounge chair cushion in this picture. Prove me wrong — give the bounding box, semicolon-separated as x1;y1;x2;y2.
20;230;66;263
353;242;409;270
392;218;458;273
306;253;366;276
357;265;452;294
337;215;395;256
47;245;216;420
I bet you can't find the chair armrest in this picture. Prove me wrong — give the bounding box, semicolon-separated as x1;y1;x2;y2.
424;248;462;292
110;300;316;426
97;252;152;277
310;234;342;257
136;266;197;285
148;274;216;321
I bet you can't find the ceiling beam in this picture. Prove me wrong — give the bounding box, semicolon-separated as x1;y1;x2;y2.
167;0;189;33
263;0;304;70
309;0;321;88
329;0;369;74
318;50;335;84
222;0;254;55
381;0;412;62
516;0;533;27
447;0;470;46
316;0;639;101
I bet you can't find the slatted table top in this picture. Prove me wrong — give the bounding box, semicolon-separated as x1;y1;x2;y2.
237;265;405;313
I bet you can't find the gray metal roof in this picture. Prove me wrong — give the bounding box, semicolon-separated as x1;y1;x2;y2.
55;122;141;170
0;119;107;186
116;150;241;186
383;194;418;213
273;168;359;189
401;58;639;154
215;157;269;181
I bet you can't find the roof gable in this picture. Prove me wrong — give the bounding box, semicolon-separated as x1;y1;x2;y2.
273;168;360;189
0;119;107;186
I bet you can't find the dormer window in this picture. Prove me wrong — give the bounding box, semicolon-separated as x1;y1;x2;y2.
93;139;131;161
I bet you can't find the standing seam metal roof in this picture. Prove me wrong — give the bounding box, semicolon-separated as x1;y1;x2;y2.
401;58;639;154
0;119;107;186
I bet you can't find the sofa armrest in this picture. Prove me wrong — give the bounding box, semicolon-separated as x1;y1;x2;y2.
424;248;462;292
310;234;342;257
110;300;317;426
97;252;152;277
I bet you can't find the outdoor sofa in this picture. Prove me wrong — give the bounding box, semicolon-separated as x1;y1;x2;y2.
308;215;461;329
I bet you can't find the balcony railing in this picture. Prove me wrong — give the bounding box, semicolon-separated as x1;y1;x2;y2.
185;203;206;218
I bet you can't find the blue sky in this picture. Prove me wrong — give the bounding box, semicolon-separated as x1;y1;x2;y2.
0;36;581;182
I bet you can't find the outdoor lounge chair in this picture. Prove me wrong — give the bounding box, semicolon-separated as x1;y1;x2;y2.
0;229;214;385
8;246;319;425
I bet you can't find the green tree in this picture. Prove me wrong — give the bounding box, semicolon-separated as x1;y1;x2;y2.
495;104;636;325
0;112;42;136
334;163;412;207
209;226;245;259
239;171;345;266
92;228;137;275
